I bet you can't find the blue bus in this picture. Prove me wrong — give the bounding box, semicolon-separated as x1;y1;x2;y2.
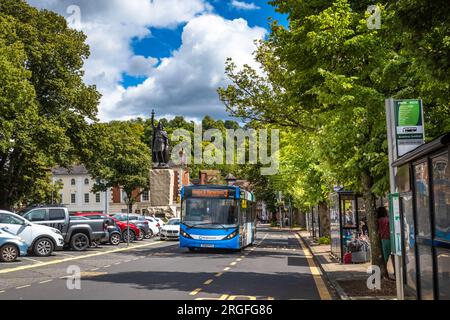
179;185;257;251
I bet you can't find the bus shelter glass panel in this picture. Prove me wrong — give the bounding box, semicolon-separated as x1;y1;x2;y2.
341;195;358;255
432;152;450;242
436;247;450;300
414;161;434;299
432;151;450;300
414;162;431;238
417;244;434;300
357;196;367;236
402;192;417;292
330;193;341;260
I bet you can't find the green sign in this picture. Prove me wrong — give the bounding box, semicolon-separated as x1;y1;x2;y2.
394;99;424;156
388;193;402;256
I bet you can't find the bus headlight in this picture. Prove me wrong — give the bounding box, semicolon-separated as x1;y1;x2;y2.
223;230;238;240
180;230;192;239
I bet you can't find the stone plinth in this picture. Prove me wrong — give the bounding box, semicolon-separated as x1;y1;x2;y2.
150;169;175;207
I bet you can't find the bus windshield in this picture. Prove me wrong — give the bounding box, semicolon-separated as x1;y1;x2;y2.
182;198;238;227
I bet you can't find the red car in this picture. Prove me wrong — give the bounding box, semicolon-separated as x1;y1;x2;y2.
72;212;142;242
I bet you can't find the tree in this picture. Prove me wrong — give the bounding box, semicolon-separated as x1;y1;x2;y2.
0;1;100;209
219;0;391;276
85;122;151;214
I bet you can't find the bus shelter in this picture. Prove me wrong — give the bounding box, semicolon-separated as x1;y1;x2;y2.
392;132;449;300
329;191;367;262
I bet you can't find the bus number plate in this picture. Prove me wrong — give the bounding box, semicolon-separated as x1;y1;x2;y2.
201;244;214;248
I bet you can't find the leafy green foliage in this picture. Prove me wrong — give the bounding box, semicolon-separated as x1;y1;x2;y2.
85;122;151;212
0;1;100;209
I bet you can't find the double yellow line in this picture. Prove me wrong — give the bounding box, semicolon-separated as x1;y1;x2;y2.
295;233;332;300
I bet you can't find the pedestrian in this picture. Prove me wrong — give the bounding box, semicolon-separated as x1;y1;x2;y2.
377;206;395;277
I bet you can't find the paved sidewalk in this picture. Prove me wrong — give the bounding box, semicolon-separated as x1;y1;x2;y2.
299;231;397;300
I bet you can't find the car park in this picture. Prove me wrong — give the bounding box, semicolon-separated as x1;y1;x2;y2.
73;213;142;243
0;228;29;262
111;214;151;239
160;218;180;241
20;206;108;251
0;210;64;257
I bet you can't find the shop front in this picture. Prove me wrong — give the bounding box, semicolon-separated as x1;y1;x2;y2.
329;191;369;263
392;133;449;300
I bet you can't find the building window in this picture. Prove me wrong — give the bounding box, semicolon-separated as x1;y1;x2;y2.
71;194;76;203
96;193;101;203
84;193;89;203
122;190;128;203
142;191;149;202
71;178;76;185
84;178;89;185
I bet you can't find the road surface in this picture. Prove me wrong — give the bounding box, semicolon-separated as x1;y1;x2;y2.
0;226;332;300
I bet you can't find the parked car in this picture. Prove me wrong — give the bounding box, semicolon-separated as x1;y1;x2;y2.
19;206;108;251
73;213;141;243
0;228;29;262
143;216;161;236
160;218;180;240
104;219;122;246
0;210;64;256
111;214;151;239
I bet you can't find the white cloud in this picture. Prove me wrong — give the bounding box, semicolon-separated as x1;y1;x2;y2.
230;0;261;11
114;14;266;120
26;1;265;121
127;56;159;77
26;0;211;118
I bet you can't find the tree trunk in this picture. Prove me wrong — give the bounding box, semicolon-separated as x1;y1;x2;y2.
318;201;330;237
361;172;388;278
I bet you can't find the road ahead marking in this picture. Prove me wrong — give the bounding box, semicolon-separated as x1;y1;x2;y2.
0;241;163;275
295;233;332;300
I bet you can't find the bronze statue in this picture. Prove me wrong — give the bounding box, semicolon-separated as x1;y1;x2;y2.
151;109;170;168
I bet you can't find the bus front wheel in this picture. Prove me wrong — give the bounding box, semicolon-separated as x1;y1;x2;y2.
188;247;196;252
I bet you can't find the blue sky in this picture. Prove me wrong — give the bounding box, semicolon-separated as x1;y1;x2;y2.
124;1;288;89
27;0;288;121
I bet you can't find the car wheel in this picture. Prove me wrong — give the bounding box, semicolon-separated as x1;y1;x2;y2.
136;229;144;241
0;244;19;262
144;229;153;239
70;233;90;251
33;238;54;257
109;233;121;245
122;229;136;243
